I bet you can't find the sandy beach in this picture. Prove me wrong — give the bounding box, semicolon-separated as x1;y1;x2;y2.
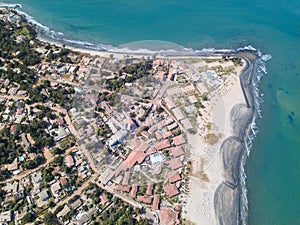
182;59;248;225
39;34;254;225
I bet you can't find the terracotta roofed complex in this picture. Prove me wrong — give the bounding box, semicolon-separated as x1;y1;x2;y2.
158;207;180;225
168;171;182;183
170;146;185;157
164;184;180;198
156;139;171;151
152;194;161;210
172;135;186;146
168;158;183;170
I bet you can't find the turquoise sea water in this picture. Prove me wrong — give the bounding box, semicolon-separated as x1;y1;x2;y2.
1;0;300;224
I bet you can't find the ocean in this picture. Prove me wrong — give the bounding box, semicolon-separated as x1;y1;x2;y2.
1;0;300;224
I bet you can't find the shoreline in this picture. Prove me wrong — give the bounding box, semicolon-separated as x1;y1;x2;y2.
214;53;259;225
1;5;263;225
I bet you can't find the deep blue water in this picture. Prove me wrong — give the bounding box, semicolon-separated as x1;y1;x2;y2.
1;0;300;224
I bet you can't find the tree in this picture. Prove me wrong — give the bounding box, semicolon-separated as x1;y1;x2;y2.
22;213;35;224
43;212;60;225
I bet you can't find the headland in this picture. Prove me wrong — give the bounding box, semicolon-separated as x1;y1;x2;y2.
0;6;261;225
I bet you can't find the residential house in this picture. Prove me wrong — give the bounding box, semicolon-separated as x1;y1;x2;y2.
168;158;183;170
164;184;179;198
152;194;160;210
158;207;180;225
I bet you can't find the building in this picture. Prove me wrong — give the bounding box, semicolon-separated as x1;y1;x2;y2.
99;168;114;184
181;84;196;94
136;195;152;204
197;82;208;93
123;150;147;168
163;131;173;139
152;194;160;210
99;193;109;205
65;155;75;168
155;139;171;151
114;184;130;193
70;198;82;210
163;96;176;109
57;205;71;219
168;158;183;170
141;130;150;139
164;184;179;198
170;146;185;157
181;118;193;130
172;135;186;146
146;182;153;196
122;171;131;186
172;107;185;121
107;129;128;150
31;171;43;184
127;117;137;131
50;181;61;196
158;207;180;225
38;189;49;201
167;122;178;131
0;210;12;223
188;95;198;104
168;171;182;183
130;184;138;198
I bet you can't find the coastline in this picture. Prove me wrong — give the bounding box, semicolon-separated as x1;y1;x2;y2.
213;52;259;225
38;34;261;224
0;5;265;225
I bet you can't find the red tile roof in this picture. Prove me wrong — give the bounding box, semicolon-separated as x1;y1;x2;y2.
168;158;183;170
137;142;150;152
152;194;160;210
122;171;130;186
168;171;182;183
99;193;108;205
56;117;64;126
146;148;157;156
164;184;179;198
130;184;138;198
137;195;152;204
172;135;186;146
64;155;75;168
59;177;68;186
170;146;185;157
163;131;173;139
148;125;157;134
158;207;179;225
123;150;147;168
155;131;163;140
146;182;153;196
141;131;150;139
156;139;171;151
16;108;23;115
114;184;131;193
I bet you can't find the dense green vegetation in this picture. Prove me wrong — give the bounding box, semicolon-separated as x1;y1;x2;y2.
105;61;153;91
0;128;20;164
98;197;148;225
0;19;40;66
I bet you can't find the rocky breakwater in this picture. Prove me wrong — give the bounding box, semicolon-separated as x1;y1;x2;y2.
214;51;258;225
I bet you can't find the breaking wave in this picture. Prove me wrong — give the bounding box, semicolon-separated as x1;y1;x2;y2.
240;51;271;225
1;3;272;224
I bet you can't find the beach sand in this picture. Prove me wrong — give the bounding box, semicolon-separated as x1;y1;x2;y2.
183;61;247;225
40;36;249;225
